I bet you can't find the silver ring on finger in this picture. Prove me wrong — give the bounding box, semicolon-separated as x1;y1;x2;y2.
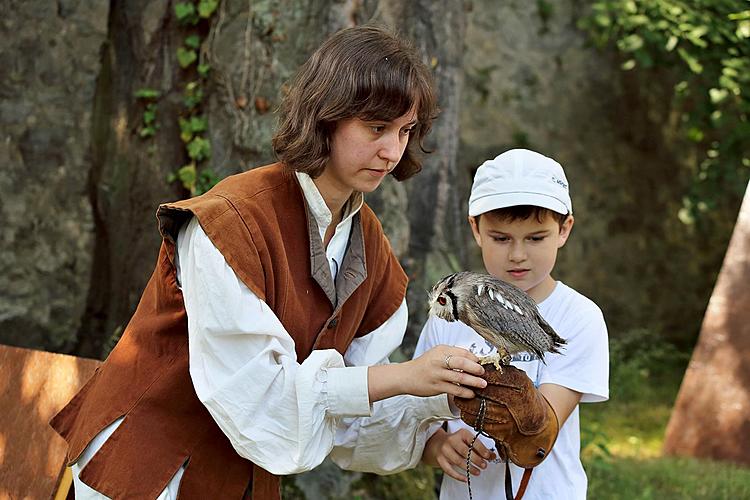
444;354;454;370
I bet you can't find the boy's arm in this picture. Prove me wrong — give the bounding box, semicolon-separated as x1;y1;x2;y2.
539;383;582;426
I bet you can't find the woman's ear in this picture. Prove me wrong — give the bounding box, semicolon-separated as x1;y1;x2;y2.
558;215;574;248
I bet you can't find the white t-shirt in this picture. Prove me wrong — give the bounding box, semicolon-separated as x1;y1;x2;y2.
414;281;609;500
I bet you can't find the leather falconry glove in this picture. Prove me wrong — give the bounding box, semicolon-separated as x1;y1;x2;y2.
454;364;560;499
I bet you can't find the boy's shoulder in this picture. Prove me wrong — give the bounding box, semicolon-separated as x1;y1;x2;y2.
545;281;604;317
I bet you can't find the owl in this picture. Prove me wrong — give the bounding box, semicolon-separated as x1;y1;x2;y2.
428;271;566;368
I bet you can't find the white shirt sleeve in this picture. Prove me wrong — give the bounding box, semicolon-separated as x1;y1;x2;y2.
177;217;452;475
538;303;609;403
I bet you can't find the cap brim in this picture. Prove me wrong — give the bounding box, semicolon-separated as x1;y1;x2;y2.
469;192;570;216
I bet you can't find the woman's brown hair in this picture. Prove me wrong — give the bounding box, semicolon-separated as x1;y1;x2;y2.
272;24;438;181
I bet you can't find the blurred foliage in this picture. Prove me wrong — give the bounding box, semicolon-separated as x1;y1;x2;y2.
580;0;750;226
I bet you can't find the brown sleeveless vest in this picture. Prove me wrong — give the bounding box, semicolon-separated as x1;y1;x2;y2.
50;163;408;499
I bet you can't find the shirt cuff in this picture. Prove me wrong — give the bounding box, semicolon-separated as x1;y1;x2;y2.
423;394;458;420
326;366;372;417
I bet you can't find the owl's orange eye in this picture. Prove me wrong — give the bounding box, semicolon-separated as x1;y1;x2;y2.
437;296;447;306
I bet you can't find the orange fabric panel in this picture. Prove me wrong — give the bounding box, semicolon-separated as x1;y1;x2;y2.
0;344;100;499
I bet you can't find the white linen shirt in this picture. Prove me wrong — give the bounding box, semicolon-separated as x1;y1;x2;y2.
71;171;453;499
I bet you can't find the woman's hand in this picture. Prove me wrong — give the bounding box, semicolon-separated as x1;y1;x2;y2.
368;345;486;403
423;428;496;481
403;345;487;399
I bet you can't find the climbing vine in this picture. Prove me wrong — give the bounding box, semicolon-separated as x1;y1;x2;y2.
169;0;220;196
135;1;220;197
581;0;750;224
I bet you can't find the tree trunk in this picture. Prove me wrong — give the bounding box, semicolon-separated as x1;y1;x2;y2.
662;181;750;466
75;0;189;358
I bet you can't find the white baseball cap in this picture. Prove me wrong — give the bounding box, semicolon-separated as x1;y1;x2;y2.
468;149;572;216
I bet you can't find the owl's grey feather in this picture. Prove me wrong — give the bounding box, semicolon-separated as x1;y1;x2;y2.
428;271;565;362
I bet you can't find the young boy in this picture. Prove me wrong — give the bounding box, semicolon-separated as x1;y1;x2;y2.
416;149;609;499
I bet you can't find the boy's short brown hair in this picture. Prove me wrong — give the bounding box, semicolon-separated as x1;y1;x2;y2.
272;24;438;181
476;205;569;230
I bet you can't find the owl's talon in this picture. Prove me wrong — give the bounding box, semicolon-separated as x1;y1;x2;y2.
478;353;505;372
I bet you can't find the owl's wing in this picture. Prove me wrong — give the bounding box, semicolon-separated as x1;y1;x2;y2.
473;277;566;357
464;289;550;359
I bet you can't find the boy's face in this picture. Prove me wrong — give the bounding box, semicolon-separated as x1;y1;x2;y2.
469;211;574;303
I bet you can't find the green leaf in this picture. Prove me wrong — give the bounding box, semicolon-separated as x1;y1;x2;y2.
621;59;637;70
190;116;207;133
177;47;197;68
178;117;193;143
686;126;704;142
174;2;196;23
143;108;156;125
677;48;703;74
139;126;156;138
709;88;729;104
197;63;211;77
665;35;678;51
618;34;644;52
184;34;201;49
187;136;211;161
198;0;218;18
134;88;160;99
177;164;197;189
737;20;750;38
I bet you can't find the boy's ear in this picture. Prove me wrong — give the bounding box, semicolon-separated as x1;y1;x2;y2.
557;215;574;248
468;216;483;247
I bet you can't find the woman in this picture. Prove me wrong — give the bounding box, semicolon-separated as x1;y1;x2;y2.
51;24;486;499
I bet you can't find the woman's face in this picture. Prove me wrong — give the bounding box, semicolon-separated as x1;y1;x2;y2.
314;107;418;206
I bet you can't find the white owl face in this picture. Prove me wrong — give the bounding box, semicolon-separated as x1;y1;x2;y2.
428;274;459;322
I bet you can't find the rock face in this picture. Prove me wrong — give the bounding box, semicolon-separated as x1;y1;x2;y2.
458;0;728;341
0;1;109;351
0;0;739;357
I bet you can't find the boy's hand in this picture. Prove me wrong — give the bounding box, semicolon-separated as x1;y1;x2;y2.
404;345;487;399
424;428;496;482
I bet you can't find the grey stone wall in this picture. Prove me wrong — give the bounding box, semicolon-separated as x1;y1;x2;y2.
0;0;732;353
0;1;108;351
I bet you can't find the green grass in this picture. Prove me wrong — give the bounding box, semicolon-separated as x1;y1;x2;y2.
581;332;750;499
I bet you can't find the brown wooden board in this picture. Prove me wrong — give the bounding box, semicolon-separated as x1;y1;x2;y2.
663;181;750;465
0;344;100;499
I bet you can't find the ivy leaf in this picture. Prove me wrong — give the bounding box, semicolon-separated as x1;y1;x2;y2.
197;63;211;77
184;34;201;49
143;106;157;125
187;136;211;161
179;117;193;143
134;88;160;100
174;2;197;24
177;47;197;68
190;116;207;133
177;164;197;190
198;0;218;18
